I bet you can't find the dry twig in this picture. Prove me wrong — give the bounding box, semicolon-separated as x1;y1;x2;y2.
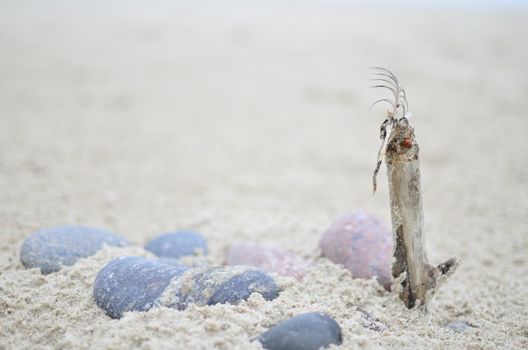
369;67;459;308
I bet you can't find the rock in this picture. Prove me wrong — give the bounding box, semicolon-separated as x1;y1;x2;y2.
20;225;130;274
157;256;208;268
256;312;342;350
94;256;279;319
447;320;470;333
158;265;279;310
145;231;208;259
93;256;187;319
225;242;311;280
319;211;393;290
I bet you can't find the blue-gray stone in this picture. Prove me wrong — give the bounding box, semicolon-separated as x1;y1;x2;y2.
145;231;208;259
20;225;130;274
447;320;470;333
93;257;280;318
156;257;188;267
93;256;188;319
257;312;342;350
208;269;279;305
157;256;208;268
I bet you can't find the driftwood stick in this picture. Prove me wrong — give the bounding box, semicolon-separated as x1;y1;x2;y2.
369;67;459;308
386;121;458;308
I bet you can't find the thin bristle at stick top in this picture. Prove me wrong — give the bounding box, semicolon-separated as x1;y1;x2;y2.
367;67;459;309
368;67;409;195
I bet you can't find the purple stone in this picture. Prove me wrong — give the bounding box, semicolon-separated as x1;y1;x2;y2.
225;242;311;280
320;211;393;290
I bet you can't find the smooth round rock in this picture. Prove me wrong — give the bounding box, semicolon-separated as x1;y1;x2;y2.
145;231;208;259
256;312;342;350
93;256;279;319
20;225;130;274
225;242;311;280
93;256;188;319
320;211;393;290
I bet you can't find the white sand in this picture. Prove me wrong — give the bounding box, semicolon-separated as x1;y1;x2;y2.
1;1;527;349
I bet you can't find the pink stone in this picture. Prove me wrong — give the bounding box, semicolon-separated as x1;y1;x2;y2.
225;242;311;280
319;211;393;290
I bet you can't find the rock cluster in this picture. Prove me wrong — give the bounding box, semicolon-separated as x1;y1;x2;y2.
19;210;393;347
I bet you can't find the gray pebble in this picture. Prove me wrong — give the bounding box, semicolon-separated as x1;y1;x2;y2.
257;312;342;350
93;256;279;319
20;225;129;274
145;231;208;259
157;256;208;268
208;269;276;304
447;320;470;333
93;256;187;319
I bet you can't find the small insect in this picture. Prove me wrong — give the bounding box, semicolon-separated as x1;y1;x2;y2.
401;138;413;149
367;67;411;194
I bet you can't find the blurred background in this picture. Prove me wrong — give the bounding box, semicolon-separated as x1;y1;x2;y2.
0;0;527;272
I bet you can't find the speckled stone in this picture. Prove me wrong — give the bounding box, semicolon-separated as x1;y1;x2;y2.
145;231;208;259
319;211;393;290
20;225;130;274
158;265;279;310
225;242;311;280
93;256;279;319
256;312;342;350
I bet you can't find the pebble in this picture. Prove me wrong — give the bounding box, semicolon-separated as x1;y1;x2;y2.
256;312;342;350
319;211;393;290
93;256;187;319
145;230;208;259
93;256;279;319
157;256;208;268
20;225;130;274
225;242;311;280
447;320;470;333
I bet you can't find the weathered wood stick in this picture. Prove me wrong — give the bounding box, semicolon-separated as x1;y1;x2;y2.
385;120;459;308
369;67;459;308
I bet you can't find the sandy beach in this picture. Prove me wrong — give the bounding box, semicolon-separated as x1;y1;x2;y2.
1;1;527;349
